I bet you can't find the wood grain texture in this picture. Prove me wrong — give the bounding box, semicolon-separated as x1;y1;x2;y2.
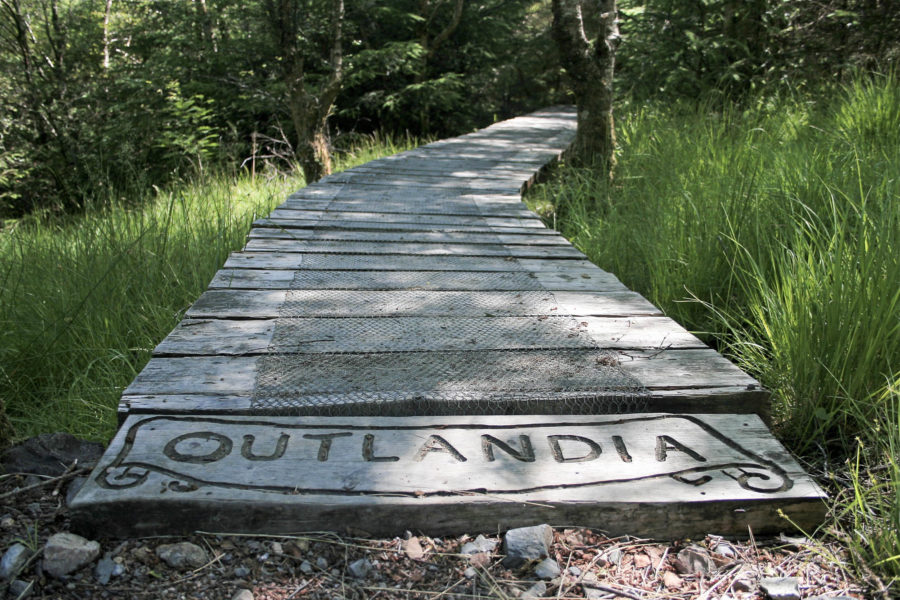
184;290;663;318
207;268;626;292
123;349;759;399
70;413;825;538
153;316;705;355
223;253;600;272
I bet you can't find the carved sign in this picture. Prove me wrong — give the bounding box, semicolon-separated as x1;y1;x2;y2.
93;414;798;497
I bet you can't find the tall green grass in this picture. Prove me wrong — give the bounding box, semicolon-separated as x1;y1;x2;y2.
0;136;418;446
529;73;899;581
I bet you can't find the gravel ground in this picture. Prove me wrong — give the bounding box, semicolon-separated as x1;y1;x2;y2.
0;467;873;600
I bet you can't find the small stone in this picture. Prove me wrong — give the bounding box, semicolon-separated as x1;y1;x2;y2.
257;552;269;563
231;590;254;600
661;571;683;589
299;560;313;575
155;542;208;570
8;579;33;598
674;546;714;575
94;557;117;585
0;543;32;580
567;565;581;576
315;556;328;570
43;533;101;579
403;536;424;560
521;581;547;599
234;565;251;578
464;566;477;579
759;576;801;600
602;547;623;566
732;577;755;592
348;558;372;579
1;516;15;530
502;524;553;568
713;541;736;558
461;535;498;555
111;563;125;577
271;542;284;556
533;558;560;580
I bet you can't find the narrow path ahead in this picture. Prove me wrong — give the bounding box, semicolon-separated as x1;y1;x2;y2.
71;108;824;538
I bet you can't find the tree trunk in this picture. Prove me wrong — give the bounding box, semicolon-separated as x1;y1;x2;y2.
267;0;344;184
551;0;619;177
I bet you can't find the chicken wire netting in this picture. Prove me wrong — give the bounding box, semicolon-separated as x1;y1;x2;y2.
250;182;648;416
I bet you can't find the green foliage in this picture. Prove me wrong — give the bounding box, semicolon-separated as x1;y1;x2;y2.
158;82;221;174
0;134;415;447
617;0;900;101
529;73;900;580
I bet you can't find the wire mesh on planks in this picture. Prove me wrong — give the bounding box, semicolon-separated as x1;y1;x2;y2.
250;187;648;416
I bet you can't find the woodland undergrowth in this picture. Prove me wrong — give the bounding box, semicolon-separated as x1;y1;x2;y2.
528;72;900;586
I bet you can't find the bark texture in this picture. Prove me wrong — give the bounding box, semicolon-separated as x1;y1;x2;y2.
551;0;619;176
268;0;344;183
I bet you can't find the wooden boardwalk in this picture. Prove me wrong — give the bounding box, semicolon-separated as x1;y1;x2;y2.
71;108;824;537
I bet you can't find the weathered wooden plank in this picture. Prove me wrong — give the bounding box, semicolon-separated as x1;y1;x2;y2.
247;227;571;246
207;268;625;292
154;316;704;355
70;413;824;538
280;202;537;219
119;387;771;419
254;218;551;235
185;290;662;318
222;253;596;271
223;253;600;273
322;171;535;187
263;208;546;227
243;239;586;258
123;349;758;398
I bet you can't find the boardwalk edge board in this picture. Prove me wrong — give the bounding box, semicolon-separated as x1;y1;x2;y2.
70;413;825;538
73;107;826;538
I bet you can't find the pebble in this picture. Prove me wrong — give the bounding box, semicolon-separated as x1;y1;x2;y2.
533;558;560;580
271;542;284;556
42;532;101;579
675;546;715;575
299;560;313;574
234;565;251;578
0;543;32;580
0;516;14;529
94;557;117;585
759;576;801;600
8;579;33;598
567;565;582;576
521;581;547;599
463;566;477;579
348;558;372;579
315;556;328;570
460;534;497;555
601;547;623;566
156;542;208;570
501;524;553;568
231;589;254;600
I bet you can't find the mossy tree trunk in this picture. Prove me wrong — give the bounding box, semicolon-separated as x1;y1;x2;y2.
551;0;619;178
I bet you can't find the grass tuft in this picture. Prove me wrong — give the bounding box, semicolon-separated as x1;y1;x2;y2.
0;134;417;446
529;72;900;582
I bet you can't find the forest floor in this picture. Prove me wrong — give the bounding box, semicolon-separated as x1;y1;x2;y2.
0;468;873;600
